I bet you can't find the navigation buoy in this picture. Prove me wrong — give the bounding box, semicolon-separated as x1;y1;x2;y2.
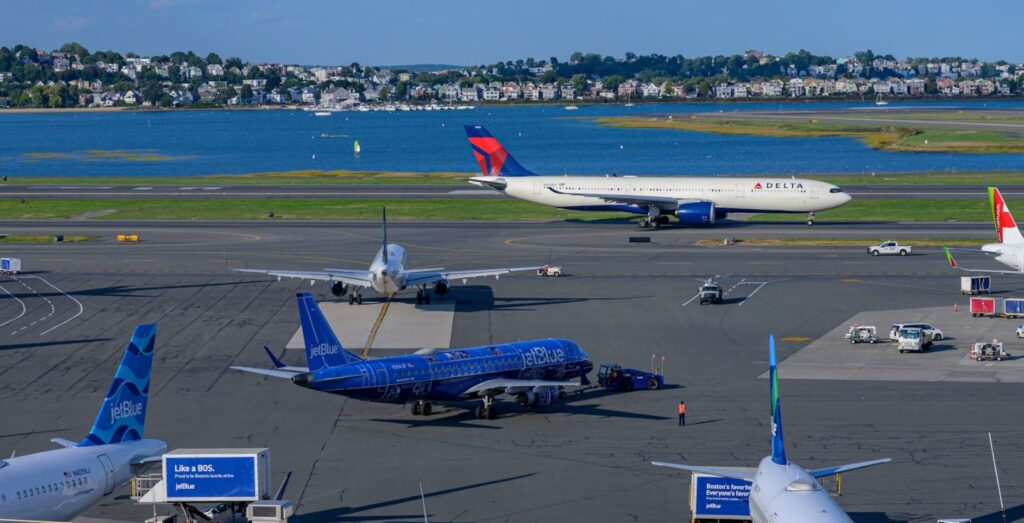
354;140;361;156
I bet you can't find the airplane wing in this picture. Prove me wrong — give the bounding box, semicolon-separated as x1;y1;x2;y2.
403;266;542;286
651;461;756;482
808;458;891;478
462;378;582;397
546;186;682;207
232;267;373;288
231;366;305;380
943;247;1023;275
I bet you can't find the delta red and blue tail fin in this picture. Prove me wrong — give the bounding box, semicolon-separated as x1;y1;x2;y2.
464;125;537;177
296;292;363;371
769;335;787;465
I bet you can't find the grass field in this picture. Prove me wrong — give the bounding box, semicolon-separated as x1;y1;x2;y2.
594;112;1024;153
4;170;473;186
0;199;627;221
0;234;96;243
0;197;1012;223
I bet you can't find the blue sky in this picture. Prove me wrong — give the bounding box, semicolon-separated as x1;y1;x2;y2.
4;0;1022;65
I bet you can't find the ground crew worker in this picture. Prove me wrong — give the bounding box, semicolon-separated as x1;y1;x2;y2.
678;401;686;426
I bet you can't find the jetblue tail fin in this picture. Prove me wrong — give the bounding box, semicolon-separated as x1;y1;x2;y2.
990;187;1024;244
769;335;787;465
78;324;156;447
296;292;363;370
464;125;537;177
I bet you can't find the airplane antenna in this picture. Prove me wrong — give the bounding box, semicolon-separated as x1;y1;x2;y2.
419;480;429;523
989;432;1007;523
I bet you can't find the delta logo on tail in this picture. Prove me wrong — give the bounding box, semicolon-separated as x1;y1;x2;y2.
464;125;536;177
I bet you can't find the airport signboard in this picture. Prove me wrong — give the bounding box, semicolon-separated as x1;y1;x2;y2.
691;472;752;520
163;451;267;502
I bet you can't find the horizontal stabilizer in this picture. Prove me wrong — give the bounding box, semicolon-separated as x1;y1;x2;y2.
231;366;304;380
51;438;75;448
808;457;891;478
651;461;756;482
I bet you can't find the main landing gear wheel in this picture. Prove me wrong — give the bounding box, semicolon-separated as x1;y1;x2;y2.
475;397;497;419
349;293;364;305
416;288;432;305
412;400;432;416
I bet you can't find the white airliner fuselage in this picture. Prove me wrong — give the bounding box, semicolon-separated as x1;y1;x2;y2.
748;457;852;522
0;439;167;521
475;175;851;215
368;244;406;294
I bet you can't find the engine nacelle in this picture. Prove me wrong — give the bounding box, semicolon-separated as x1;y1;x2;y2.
434;279;450;296
675;201;716;226
331;281;348;297
516;388;555;408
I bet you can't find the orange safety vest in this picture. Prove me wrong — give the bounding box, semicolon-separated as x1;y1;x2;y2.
678;403;686;414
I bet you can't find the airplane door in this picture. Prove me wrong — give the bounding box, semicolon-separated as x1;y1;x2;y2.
376;365;388;392
96;454;115;495
735;183;746;198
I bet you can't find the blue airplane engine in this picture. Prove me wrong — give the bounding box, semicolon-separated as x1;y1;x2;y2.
676;201;716;226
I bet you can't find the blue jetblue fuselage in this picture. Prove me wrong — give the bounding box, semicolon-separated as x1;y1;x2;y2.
300;339;592;403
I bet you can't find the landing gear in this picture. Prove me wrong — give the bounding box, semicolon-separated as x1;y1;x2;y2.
639;216;669;229
411;400;432;416
415;288;432;305
475;396;498;420
806;211;815;227
348;292;364;305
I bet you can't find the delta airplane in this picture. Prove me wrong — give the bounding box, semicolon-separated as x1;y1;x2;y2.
0;325;167;521
464;125;852;227
233;207;541;304
232;293;593;419
945;187;1024;274
652;336;890;522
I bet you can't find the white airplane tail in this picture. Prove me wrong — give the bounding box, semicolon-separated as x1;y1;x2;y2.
991;187;1024;244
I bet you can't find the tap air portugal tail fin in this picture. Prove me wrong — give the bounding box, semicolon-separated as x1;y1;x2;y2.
78;324;156;447
991;187;1024;244
464;125;537;177
296;292;363;370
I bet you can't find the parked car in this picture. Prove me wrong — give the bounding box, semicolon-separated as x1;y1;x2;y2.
889;323;943;342
868;241;911;256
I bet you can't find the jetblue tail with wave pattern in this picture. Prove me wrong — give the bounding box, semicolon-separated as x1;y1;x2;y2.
0;324;167;521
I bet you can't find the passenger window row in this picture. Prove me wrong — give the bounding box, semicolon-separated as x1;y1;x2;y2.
15;477;86;499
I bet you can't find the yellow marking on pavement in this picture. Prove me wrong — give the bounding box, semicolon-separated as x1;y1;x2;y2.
841;278;862;283
362;295;393;358
781;336;811;342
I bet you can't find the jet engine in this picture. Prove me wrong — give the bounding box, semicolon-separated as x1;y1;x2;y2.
331;281;348;297
516;388;556;408
434;279;450;296
675;201;716;226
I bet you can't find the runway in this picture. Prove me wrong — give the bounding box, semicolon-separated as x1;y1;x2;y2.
1;220;1021;522
0;182;1017;200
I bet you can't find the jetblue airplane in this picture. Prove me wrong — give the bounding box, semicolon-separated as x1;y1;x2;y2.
652;336;890;522
0;325;167;521
945;187;1024;274
233;208;540;304
464;125;852;227
232;293;593;419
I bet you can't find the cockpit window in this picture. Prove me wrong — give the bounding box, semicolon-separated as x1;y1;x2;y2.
829;187;844;193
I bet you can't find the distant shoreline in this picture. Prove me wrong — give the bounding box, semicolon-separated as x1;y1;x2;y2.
2;96;1023;114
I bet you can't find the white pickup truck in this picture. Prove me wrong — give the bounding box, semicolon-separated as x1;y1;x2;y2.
868;241;911;256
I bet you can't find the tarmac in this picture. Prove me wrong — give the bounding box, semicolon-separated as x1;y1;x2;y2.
1;220;1022;522
1;183;1019;200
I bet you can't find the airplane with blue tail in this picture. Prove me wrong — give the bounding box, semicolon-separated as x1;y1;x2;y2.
232;292;593;419
0;325;167;521
464;125;851;228
652;335;890;522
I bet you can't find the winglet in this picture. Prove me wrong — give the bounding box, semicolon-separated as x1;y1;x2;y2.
769;335;787;466
944;246;958;269
264;346;286;369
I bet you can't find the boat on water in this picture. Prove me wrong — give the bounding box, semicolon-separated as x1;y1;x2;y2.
314;111;332;116
564;105;579;111
875;94;889;106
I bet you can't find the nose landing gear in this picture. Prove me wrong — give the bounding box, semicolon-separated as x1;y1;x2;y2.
807;211;816;226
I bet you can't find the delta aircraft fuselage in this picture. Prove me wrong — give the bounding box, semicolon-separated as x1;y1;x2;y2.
483;176;851;215
295;339;592;404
